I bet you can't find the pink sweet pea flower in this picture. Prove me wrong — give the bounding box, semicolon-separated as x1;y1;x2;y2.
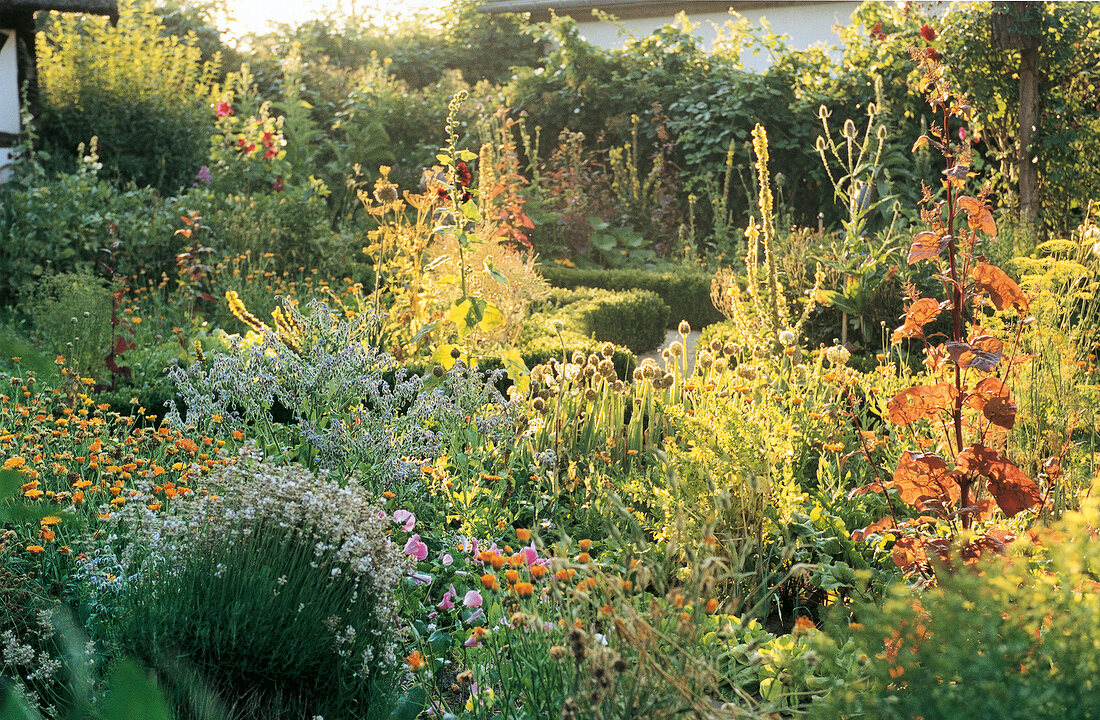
437;584;457;611
441;553;454;567
393;509;416;532
403;534;428;562
463;589;483;608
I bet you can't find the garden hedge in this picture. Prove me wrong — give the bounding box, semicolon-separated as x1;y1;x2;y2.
538;266;723;329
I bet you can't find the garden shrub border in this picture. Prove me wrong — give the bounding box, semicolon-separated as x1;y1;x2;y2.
538;266;723;329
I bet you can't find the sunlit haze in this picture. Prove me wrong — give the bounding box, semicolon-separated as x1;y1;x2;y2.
223;0;449;39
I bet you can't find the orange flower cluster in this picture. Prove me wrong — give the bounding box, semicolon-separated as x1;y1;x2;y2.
1;372;236;557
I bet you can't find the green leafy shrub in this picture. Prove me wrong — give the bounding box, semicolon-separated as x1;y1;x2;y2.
538;266;722;328
84;459;409;720
35;0;219;194
18;272;114;382
0;161;177;302
813;495;1100;720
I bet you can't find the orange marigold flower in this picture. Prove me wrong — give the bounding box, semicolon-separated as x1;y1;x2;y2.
794;616;816;635
556;568;576;582
505;569;519;584
39;528;55;542
40;515;62;526
481;573;499;590
577;577;597;592
515;582;534;597
578;539;592;550
489;554;506;570
26;545;45;554
383;491;395;499
516;528;531;542
23;489;43;499
576;552;591;564
530;565;548;579
3;456;25;470
405;650;427;672
705;598;720;613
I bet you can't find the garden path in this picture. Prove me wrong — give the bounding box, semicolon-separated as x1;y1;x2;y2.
637;329;702;372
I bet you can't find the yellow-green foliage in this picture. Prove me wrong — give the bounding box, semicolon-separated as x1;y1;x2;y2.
36;0;219;191
815;493;1100;720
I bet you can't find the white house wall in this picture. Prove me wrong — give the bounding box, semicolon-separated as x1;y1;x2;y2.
0;29;18;182
571;2;862;71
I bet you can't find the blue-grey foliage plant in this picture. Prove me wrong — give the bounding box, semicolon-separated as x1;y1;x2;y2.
167;297;522;489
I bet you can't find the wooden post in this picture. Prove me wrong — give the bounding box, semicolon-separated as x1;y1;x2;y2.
992;2;1043;232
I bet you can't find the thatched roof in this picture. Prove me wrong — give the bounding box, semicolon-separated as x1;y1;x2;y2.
0;0;117;16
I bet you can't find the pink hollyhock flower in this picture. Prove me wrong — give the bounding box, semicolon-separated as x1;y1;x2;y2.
522;546;538;566
216;102;232;118
463;589;483;608
404;534;428;562
393;509;416;532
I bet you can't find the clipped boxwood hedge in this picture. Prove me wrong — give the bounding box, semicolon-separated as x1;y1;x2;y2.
528;287;669;355
537;266;724;329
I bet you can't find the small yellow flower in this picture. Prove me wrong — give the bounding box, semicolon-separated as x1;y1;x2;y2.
40;515;62;526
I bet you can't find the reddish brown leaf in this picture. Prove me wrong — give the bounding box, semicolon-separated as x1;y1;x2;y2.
972;263;1028;312
852;516;896;542
956;195;997;238
886;384;957;425
955;444;1042;517
849;482;887;498
891;535;928;569
908;231;949;265
891;297;943;344
891;450;961;508
964;376;1016;430
945;335;1003;372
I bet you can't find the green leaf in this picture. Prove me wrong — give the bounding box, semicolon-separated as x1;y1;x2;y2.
499;347;530;396
477;302;503;332
435;153;452;165
389;686;427;720
432;343;460;370
483;257;508;285
457;149;478;161
428;628;452;653
1;686;44;720
0;469;23;500
100;660;172;720
410;321;438;345
461;200;481;222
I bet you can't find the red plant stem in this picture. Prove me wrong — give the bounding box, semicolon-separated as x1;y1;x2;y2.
941;105;972;529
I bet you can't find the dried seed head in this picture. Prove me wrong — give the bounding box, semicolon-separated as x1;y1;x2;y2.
678;320;691;335
597;359;615;378
723;342;738;357
572;351;586;365
601;342;615;358
710;338;724;352
669;342;684;357
584;388;598;402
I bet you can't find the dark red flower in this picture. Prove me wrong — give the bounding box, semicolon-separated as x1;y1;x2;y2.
246;143;256;153
926;47;942;61
262;131;274;148
237;138;246;147
871;22;887;41
920;24;937;42
958;127;968;143
436;187;450;201
273;177;284;192
264;149;276;159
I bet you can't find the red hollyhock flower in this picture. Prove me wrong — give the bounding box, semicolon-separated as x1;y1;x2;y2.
246;143;256;153
264;149;276;159
436;187;450;201
273;177;284;192
920;24;937;42
926;47;942;61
